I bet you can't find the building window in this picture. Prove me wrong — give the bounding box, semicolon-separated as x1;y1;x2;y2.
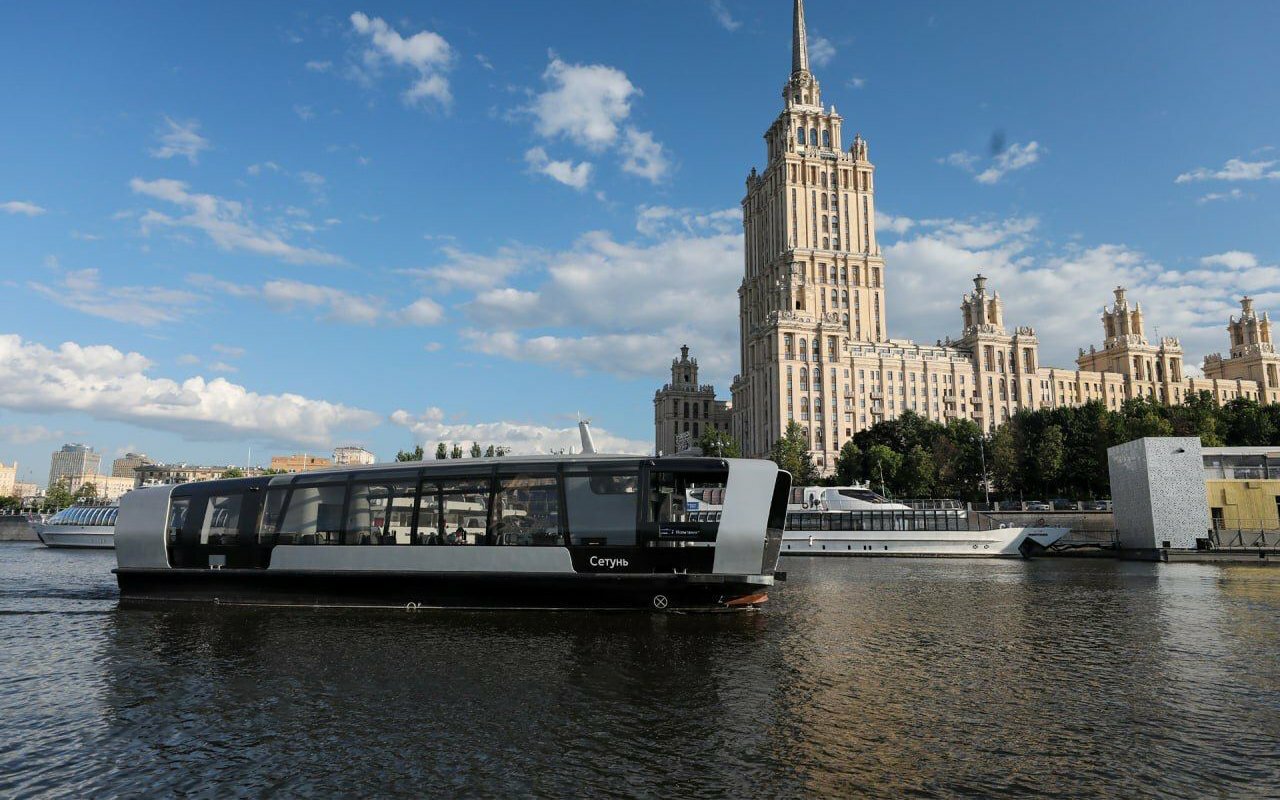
796;126;804;145
822;130;831;147
809;128;818;145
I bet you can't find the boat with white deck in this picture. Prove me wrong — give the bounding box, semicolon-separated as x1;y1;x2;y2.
687;483;1067;558
35;504;118;549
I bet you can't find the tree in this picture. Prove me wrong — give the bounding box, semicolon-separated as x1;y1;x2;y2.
396;445;425;462
44;480;72;511
469;441;482;458
1033;425;1066;497
435;442;448;460
863;444;902;496
220;467;245;479
698;428;741;458
72;482;98;503
450;443;464;459
494;446;510;457
834;440;861;485
0;495;21;511
484;445;496;458
261;468;288;476
769;421;818;485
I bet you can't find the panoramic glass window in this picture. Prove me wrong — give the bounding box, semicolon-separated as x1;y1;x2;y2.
200;495;242;546
565;471;639;546
257;488;287;544
278;483;346;545
346;480;418;545
435;477;491;545
645;469;729;535
492;474;561;546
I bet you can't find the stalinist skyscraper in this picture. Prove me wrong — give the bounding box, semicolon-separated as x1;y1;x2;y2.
653;0;1271;467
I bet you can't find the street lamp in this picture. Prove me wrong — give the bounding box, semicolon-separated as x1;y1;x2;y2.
975;434;991;508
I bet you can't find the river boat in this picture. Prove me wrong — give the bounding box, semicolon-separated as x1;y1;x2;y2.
114;429;791;611
686;483;1068;558
35;504;118;549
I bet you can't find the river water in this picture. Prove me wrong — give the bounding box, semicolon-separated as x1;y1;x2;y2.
1;543;1277;799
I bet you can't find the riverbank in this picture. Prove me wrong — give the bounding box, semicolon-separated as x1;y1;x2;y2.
0;517;37;542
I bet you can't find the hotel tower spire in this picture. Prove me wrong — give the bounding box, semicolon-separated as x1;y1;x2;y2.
792;0;810;76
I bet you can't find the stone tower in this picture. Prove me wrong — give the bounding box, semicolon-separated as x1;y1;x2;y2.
732;0;885;458
1204;297;1280;403
654;345;731;455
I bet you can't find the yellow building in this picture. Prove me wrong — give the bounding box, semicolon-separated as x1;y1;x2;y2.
270;454;333;473
1203;447;1280;534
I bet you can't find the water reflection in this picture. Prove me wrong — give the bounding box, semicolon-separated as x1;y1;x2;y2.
1;546;1278;798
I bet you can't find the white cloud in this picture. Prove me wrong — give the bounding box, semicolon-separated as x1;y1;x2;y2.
1176;157;1280;183
1201;251;1258;270
349;12;453;109
230;277;446;326
1;200;46;216
177;354;201;365
458;211;743;381
0;424;64;445
423;342;444;353
246;161;281;176
0;334;380;447
390;407;650;455
882;215;1276;371
876;213;915;235
305;60;332;72
475;53;494;71
150;116;210;164
130;177;343;265
28;268;200;326
809;36;836;67
709;0;742;31
294;104;315;121
941;142;1043;184
208;361;238;374
524;147;593;189
1198;189;1246;204
848;76;867;89
620;128;669;183
403;245;531;292
528;55;638;150
211;344;245;358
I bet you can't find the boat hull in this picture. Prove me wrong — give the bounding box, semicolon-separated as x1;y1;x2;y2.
36;526;115;549
781;527;1068;558
114;568;773;611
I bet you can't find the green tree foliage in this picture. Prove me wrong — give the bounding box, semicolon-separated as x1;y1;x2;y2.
0;495;21;510
44;480;73;511
834;440;860;485
261;468;288;476
769;420;818;484
450;444;464;459
697;428;741;458
396;445;425;462
72;482;98;503
435;442;448;460
470;442;482;458
220;467;245;479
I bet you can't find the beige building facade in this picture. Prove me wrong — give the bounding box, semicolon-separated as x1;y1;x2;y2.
662;0;1270;473
270;454;333;473
653;345;732;455
0;462;16;498
333;446;377;466
64;473;136;502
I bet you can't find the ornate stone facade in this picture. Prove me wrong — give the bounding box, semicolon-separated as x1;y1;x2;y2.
653;345;732;455
657;0;1269;471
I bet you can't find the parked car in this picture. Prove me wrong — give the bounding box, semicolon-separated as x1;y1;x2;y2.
1026;501;1053;512
1051;498;1075;510
1082;500;1112;511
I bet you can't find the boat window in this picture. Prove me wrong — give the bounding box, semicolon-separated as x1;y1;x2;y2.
435;477;491;545
106;508;118;526
493;474;562;546
645;468;728;540
257;489;288;544
167;498;190;545
200;495;243;546
346;480;418;545
277;484;346;545
565;471;639;546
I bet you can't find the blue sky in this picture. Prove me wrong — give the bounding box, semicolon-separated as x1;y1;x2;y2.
2;0;1278;485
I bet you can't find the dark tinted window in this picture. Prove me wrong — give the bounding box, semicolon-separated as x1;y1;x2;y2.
493;474;561;546
565;471;639;546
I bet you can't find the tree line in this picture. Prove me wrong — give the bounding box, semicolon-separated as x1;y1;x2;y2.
395;442;513;461
735;392;1280;501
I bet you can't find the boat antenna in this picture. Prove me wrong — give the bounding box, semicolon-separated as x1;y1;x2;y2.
578;418;597;455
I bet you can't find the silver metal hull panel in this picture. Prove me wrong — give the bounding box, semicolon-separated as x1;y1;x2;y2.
712;458;778;575
116;486;176;568
36;527;115;549
268;545;576;573
781;527;1069;558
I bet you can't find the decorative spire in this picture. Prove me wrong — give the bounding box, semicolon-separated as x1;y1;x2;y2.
792;0;810;76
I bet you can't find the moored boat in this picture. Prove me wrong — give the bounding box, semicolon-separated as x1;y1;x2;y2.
114;445;791;611
35;504;118;549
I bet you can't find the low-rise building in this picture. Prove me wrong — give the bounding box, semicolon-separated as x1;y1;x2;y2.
112;452;154;478
270;454;333;473
64;473;137;502
135;463;250;487
333;446;376;466
13;482;38;501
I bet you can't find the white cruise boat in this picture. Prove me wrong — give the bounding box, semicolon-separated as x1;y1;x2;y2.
686;484;1068;559
35;504;118;549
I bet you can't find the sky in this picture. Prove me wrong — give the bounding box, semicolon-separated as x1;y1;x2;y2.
2;0;1279;485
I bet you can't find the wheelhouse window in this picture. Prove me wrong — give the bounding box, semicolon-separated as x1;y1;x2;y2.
493;474;561;546
565;469;639;546
167;498;190;545
645;467;729;540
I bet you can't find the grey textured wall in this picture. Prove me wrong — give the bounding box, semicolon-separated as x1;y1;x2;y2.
1108;437;1208;551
